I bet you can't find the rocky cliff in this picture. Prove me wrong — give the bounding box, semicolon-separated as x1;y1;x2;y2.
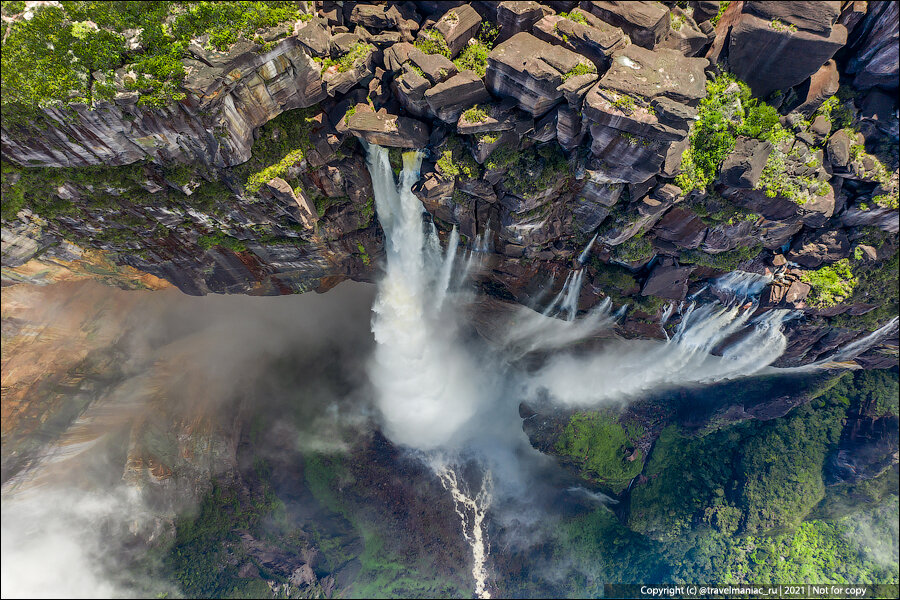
2;0;898;369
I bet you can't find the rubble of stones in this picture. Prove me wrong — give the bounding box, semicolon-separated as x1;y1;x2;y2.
1;1;898;367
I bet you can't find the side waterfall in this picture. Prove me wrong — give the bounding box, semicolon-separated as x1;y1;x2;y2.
362;144;815;596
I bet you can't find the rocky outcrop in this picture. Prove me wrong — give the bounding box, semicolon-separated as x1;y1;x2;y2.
486;32;597;117
582;45;708;182
846;1;900;90
580;1;670;49
1;1;897;373
728;3;847;97
2;36;328;168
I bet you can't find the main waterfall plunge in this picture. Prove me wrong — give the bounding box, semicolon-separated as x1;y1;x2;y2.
362;144;797;597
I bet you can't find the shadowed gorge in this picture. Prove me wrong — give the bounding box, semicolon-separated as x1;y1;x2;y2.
2;1;899;599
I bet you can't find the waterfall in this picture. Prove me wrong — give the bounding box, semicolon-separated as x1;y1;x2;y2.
364;143;495;597
361;142;798;597
712;270;773;301
365;144;486;451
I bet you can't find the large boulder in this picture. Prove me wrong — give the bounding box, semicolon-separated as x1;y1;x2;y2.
532;11;629;71
742;1;842;34
486;32;597;117
580;1;670;49
496;1;548;42
728;7;847;97
642;259;694;300
345;111;430;148
652;207;707;249
786;228;851;268
720;137;773;189
425;71;492;123
433;4;482;58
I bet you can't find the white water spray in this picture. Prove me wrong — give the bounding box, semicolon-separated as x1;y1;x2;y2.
362;143;800;596
365;143;495;596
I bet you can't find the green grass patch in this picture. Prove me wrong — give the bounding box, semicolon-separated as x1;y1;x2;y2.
556;411;645;494
800;258;857;308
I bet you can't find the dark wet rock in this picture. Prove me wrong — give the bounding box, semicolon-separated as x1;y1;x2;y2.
786;228;851;268
846;1;899;90
729;10;847;97
642;259;694;300
653;207;707;249
581;1;671;49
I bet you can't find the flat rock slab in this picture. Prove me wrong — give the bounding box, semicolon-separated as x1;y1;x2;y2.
581;1;670;49
345;111;429;148
599;45;709;105
486;32;593;117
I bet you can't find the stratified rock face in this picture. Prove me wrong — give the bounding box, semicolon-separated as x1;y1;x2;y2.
486;32;596;117
532;10;629;71
582;45;707;182
0;1;898;372
846;1;900;90
580;1;670;49
729;4;847;97
1;37;328;168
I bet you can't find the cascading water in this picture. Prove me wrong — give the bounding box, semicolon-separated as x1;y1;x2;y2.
435;462;493;599
364;143;495;597
362;143;822;597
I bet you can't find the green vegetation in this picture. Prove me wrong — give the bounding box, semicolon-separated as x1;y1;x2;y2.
630;378;849;540
687;192;759;226
452;22;498;78
414;28;451;58
165;476;284;598
322;42;374;73
612;234;653;263
558;11;588;25
355;240;371;266
562;62;597;82
832;236;899;329
462;105;489;124
770;18;798;33
557;411;646;494
485;142;570;198
800;258;858;308
234;106;317;194
710;1;731;26
542;370;899;592
435;135;481;180
676;73;782;193
680;244;762;271
198;232;247;252
1;2;301;119
303;454;466;598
